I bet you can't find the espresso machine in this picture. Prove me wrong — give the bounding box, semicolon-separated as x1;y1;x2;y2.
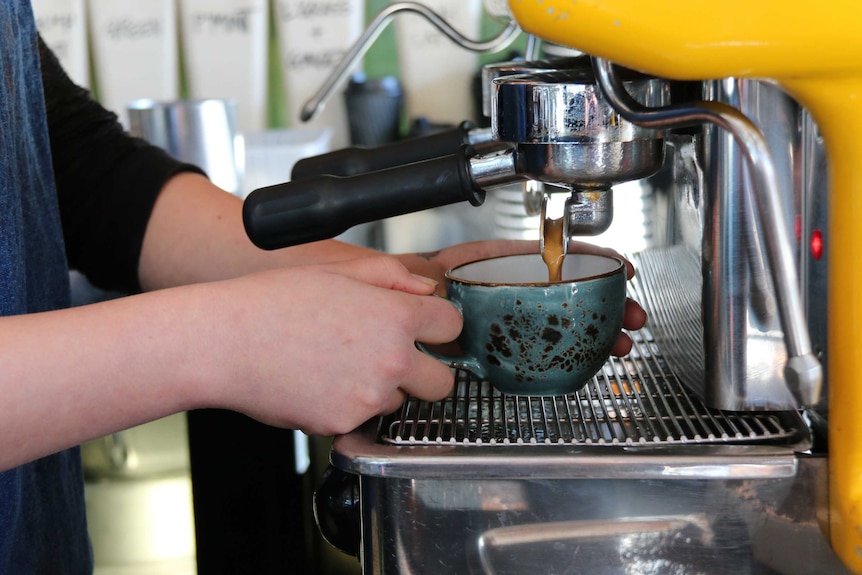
242;1;854;573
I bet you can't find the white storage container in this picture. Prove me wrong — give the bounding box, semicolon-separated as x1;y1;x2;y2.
32;0;91;88
178;0;269;133
273;0;365;149
87;0;179;125
395;0;481;124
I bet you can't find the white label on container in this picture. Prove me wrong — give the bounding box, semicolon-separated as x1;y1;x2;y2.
87;0;179;124
179;0;269;133
396;0;481;124
32;0;90;88
275;0;363;148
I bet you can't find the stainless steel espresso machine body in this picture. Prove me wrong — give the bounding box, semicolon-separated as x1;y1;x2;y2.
239;2;846;573
309;91;835;573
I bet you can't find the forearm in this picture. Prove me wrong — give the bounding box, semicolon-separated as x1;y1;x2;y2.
138;172;542;290
138;172;380;290
0;256;461;471
0;286;216;470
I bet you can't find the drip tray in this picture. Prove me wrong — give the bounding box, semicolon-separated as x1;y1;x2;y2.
383;330;806;447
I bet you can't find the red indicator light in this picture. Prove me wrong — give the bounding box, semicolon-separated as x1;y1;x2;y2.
810;229;823;260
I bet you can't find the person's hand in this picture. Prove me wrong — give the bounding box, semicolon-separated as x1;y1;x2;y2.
198;255;462;436
395;238;647;356
394;239;538;289
566;241;647;356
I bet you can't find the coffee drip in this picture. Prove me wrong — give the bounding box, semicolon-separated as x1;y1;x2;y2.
540;193;567;282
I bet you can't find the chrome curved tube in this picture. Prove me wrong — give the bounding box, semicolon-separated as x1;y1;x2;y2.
300;2;521;122
591;57;821;407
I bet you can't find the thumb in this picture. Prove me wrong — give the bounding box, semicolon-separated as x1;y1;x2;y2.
335;256;440;295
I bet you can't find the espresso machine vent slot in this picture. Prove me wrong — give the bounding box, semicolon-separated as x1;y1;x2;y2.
385;255;803;447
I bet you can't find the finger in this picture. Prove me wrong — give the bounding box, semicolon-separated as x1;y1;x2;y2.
335;256;440;295
380;388;408;416
568;241;636;279
611;332;633;357
412;294;463;345
622;298;647;331
431;239;539;270
399;352;456;402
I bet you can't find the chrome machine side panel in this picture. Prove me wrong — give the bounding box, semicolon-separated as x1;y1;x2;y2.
645;80;827;412
342;446;837;574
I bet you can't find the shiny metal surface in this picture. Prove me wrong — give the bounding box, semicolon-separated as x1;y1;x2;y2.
383;331;804;449
513;139;665;189
465;127;495;147
565;188;613;235
520;179;544;216
332;314;808;481
506;2;859;565
489;67;667;237
305;6;839;572
481;58;605;227
337;439;839;574
480;57;584;119
127;98;241;196
592;59;822;409
467;146;519;190
701;79;805;410
324;232;831;573
493;69;668;144
798;110;829;420
336;422;799;481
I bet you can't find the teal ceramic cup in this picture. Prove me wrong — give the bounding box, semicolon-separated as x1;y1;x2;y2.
420;253;627;396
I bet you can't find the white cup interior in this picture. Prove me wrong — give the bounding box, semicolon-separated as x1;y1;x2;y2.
449;253;622;284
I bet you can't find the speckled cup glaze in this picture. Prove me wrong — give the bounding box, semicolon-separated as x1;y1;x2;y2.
422;253;626;396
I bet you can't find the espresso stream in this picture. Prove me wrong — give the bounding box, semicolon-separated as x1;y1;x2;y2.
542;214;566;282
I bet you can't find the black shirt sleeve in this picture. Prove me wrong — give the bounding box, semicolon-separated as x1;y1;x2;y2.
37;35;206;294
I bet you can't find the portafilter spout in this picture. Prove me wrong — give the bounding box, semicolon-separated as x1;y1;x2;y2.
491;65;667;237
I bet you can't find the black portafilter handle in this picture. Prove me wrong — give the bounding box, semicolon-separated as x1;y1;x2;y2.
291;121;476;180
243;147;485;250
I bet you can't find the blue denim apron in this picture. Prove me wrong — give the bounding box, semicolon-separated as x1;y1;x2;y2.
0;1;91;572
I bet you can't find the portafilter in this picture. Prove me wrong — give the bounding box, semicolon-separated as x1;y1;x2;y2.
243;61;668;250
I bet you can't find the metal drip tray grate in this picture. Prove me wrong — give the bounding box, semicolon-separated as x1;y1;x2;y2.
383;331;803;446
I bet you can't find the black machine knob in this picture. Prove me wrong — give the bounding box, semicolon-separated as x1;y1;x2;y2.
313;466;361;558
